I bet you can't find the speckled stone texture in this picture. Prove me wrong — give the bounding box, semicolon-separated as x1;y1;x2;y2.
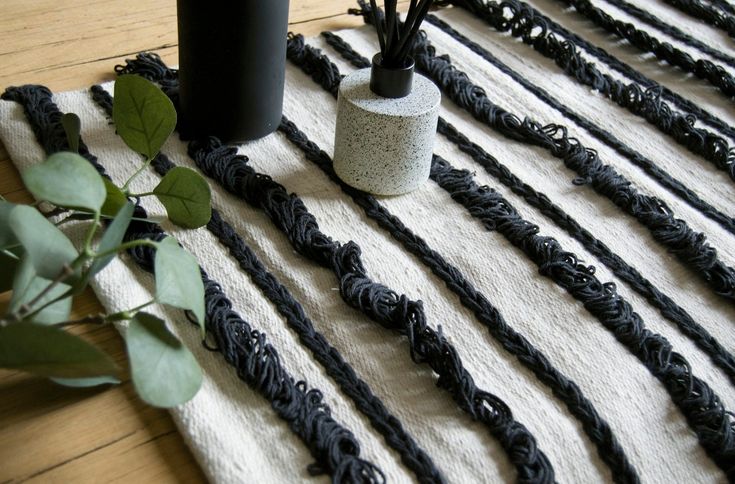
333;67;441;195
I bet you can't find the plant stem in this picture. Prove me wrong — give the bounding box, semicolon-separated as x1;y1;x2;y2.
121;157;153;192
93;239;157;260
57;313;109;327
83;211;101;252
127;191;155;198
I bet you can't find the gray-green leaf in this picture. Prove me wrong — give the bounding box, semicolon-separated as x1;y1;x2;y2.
113;75;176;160
61;113;81;153
51;375;121;387
101;178;128;217
0;323;119;378
9;256;72;325
0;201;18;249
153;167;212;228
154;237;205;333
22;152;106;213
9;205;78;280
89;202;134;278
126;312;202;407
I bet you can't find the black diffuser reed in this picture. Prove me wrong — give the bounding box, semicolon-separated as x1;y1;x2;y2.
369;0;434;98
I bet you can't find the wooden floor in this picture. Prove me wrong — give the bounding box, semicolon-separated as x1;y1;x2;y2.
0;1;405;482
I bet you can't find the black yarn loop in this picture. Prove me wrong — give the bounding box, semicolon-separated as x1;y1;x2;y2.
421;13;735;236
322;28;735;386
1;83;385;484
446;0;735;163
114;52;559;484
602;0;735;67
284;30;735;479
544;0;735;99
352;1;735;303
661;0;735;39
89;86;446;484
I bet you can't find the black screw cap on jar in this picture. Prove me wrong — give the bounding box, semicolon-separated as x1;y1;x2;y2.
177;0;290;142
369;53;415;99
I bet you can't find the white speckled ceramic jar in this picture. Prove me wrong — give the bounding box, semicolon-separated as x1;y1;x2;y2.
333;68;441;196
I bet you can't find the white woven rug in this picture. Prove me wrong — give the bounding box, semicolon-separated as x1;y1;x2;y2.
1;1;734;482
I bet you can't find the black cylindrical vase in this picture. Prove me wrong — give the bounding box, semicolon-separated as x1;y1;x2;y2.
177;0;290;142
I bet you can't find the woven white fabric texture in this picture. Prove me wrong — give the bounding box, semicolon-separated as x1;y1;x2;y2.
1;1;734;482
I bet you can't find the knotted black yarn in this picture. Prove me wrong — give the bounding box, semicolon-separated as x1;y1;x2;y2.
2;83;385;484
420;14;735;236
91;84;446;484
440;2;735;183
602;0;735;67
662;0;735;39
186;132;557;484
113;54;558;484
286;33;735;480
353;1;735;303
447;0;735;153
545;0;735;99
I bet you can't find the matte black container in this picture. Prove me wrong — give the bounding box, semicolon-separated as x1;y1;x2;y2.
177;0;290;142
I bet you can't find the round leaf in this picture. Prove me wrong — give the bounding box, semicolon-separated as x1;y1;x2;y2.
10;256;72;325
51;376;121;387
0;201;18;249
154;237;205;333
89;201;135;278
0;323;119;378
22;152;106;212
101;178;128;217
126;312;202;408
9;205;78;280
113;75;177;160
153;167;212;228
61;113;81;153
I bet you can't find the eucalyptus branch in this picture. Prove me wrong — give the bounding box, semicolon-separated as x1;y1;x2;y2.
56;313;109;327
19;264;75;317
121;157;153;192
83;211;102;253
126;191;154;198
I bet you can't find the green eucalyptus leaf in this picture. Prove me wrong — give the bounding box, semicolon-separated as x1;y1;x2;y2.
153;167;212;228
101;178;128;217
51;375;121;387
22;152;106;213
154;237;205;333
61;113;81;153
113;75;176;160
0;201;18;249
89;202;134;278
9;205;78;280
126;312;202;407
0;323;119;378
9;256;72;325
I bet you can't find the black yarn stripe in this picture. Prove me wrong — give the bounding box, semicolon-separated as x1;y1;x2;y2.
661;0;735;39
423;14;735;235
542;0;735;99
322;28;735;385
354;2;735;302
434;1;735;183
285;34;735;480
282;39;641;484
116;55;559;484
709;0;735;16
447;0;735;150
90;85;446;484
0;84;386;484
602;0;735;67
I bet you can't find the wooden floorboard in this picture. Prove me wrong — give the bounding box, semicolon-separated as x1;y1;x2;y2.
0;0;404;481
